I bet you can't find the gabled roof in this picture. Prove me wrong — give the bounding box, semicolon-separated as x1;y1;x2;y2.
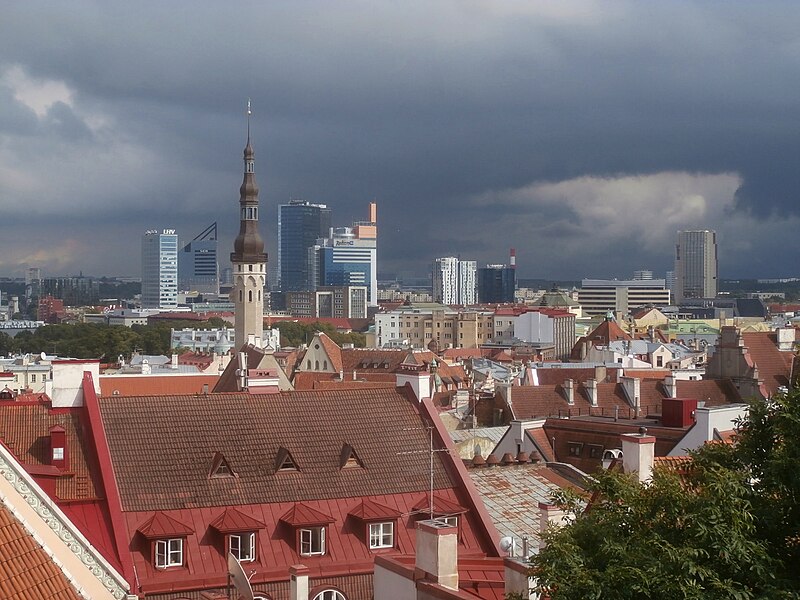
209;507;265;533
280;503;335;527
213;344;294;393
742;331;793;396
348;498;402;521
136;512;194;539
316;332;344;373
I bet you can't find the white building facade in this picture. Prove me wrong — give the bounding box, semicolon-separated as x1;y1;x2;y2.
432;257;477;305
141;229;179;309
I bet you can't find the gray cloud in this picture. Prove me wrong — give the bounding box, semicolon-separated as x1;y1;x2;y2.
1;2;800;279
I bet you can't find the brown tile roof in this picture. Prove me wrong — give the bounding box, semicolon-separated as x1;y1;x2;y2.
742;331;793;396
97;389;455;512
99;374;220;397
0;402;102;502
340;348;406;373
317;332;344;373
0;504;82;600
675;379;742;406
527;428;555;462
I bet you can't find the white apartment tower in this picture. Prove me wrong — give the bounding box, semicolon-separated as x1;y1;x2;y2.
675;230;718;303
432;257;477;305
230;106;267;348
141;229;178;309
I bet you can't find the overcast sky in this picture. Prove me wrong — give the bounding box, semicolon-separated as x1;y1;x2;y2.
2;1;800;281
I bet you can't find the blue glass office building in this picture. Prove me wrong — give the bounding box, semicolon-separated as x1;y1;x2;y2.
278;200;331;292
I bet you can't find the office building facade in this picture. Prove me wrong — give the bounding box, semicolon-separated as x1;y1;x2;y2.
278;200;331;292
179;222;219;294
477;265;516;303
309;203;378;305
577;279;670;318
141;230;178;309
432;257;477;305
675;229;718;302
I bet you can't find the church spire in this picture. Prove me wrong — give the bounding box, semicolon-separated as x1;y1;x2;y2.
231;101;267;349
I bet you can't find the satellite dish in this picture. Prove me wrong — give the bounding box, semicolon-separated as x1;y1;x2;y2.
40;351;47;361
500;536;516;555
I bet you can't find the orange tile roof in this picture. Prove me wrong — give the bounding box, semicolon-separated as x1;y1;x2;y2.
317;333;344;373
742;331;793;396
0;505;82;600
99;374;220;397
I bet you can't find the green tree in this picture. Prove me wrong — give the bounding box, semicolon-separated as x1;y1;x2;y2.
532;390;800;599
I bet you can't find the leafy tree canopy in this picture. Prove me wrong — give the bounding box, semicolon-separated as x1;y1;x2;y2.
532;390;800;599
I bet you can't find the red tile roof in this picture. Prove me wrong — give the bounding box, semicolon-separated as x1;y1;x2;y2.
0;504;82;600
0;401;102;502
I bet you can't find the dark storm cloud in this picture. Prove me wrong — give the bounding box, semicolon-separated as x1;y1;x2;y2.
1;2;800;278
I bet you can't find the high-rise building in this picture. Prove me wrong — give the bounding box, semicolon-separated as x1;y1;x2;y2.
308;203;378;305
675;229;718;303
141;230;178;309
230;107;267;348
432;257;477;305
278;200;331;292
632;270;653;281
178;222;219;294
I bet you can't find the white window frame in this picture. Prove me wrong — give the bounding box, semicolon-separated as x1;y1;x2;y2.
368;522;394;549
300;526;326;556
313;590;346;600
229;532;256;562
440;515;458;527
155;538;183;568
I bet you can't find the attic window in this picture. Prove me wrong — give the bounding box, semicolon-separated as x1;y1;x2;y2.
275;447;299;472
209;452;236;478
339;443;364;469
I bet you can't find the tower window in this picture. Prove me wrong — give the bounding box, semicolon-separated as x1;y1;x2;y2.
248;290;253;302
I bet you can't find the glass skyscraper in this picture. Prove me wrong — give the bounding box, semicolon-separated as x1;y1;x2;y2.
278;200;331;292
142;229;179;309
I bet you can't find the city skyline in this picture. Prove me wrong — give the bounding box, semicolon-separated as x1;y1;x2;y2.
3;3;800;279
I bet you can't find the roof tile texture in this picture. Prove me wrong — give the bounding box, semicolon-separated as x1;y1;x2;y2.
0;504;81;600
98;389;453;512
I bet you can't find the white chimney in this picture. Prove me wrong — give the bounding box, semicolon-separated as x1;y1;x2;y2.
396;367;431;402
416;520;459;590
505;557;536;599
538;502;567;551
664;374;677;398
585;378;598;407
776;327;795;352
171;353;178;370
289;564;309;600
621;431;656;484
619;376;641;416
564;379;574;405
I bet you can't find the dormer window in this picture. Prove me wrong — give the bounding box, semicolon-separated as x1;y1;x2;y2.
209;452;237;478
369;522;394;549
275;447;299;473
230;532;256;562
155;538;183;569
300;527;326;556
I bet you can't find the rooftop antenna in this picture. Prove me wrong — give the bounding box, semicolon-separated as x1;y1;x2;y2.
398;424;450;521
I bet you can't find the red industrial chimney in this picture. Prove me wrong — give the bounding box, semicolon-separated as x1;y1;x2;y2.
509;248;516;269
